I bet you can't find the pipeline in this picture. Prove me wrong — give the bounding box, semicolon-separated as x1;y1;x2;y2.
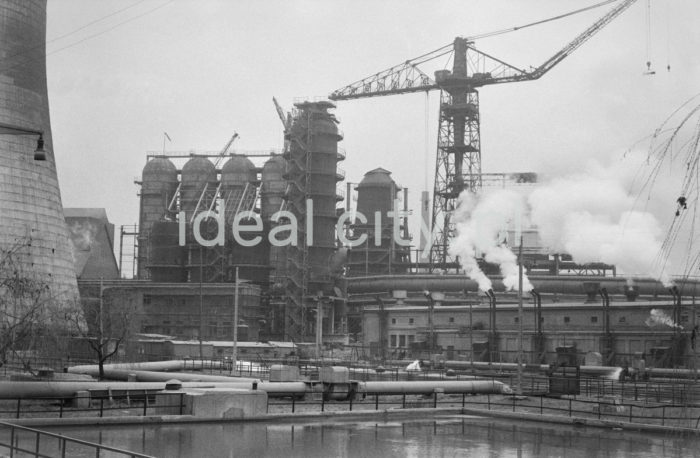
67;368;261;384
0;380;310;399
346;275;700;298
358;380;511;395
66;360;229;376
443;361;624;380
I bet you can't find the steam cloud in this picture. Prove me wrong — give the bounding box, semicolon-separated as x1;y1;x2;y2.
449;190;533;292
449;158;671;290
645;309;683;329
528;165;671;286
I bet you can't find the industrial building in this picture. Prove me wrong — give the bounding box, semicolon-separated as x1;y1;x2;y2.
5;0;700;376
129;101;348;345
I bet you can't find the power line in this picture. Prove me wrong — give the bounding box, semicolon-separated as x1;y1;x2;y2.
46;1;174;58
1;0;148;71
0;0;174;74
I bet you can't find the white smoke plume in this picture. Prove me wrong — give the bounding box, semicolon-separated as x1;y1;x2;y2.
645;309;683;329
528;163;671;286
449;189;533;292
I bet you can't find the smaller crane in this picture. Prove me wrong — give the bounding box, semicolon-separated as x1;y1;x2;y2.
213;132;239;169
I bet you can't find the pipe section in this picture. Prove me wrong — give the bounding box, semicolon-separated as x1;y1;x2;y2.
347;275;700;298
359;380;511;395
67;360;228;375
0;381;308;399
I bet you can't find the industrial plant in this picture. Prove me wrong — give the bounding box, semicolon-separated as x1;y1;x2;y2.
2;0;700;455
1;0;699;371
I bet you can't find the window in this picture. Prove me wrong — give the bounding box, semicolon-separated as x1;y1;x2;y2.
619;316;626;323
563;316;570;324
143;295;151;305
391;318;396;325
399;335;406;347
449;317;455;323
409;318;414;325
514;317;519;324
681;315;689;323
591;316;598;323
390;335;397;347
407;335;415;345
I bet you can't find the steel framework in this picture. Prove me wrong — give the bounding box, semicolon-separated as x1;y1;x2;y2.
329;0;639;268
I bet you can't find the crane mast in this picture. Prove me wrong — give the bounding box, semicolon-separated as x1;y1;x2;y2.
329;0;639;268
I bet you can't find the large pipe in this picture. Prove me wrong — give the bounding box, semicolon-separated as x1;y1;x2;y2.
440;361;624;380
81;369;261;384
67;360;230;375
347;275;700;298
0;381;309;399
359;380;511;395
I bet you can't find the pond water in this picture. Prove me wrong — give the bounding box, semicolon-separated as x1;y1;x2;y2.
41;415;700;457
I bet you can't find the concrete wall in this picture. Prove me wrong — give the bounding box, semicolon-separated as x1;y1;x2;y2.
155;388;267;418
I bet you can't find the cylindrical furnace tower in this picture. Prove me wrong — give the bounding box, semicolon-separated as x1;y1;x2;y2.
221;155;269;285
261;154;287;288
0;0;78;302
181;155;218;283
138;157;178;279
221;154;257;224
284;101;344;341
347;168;410;276
261;154;287;337
180;155;217;223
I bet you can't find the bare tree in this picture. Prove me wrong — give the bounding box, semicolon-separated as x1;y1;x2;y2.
0;238;53;372
63;282;136;379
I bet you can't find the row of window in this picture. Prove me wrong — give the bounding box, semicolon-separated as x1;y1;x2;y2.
389;334;416;347
390;315;690;326
390;317;456;325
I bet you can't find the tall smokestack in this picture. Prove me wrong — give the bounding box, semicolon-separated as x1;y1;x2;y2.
0;1;79;302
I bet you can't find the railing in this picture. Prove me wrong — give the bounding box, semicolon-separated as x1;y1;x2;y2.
2;381;700;431
265;391;700;429
0;392;185;420
0;421;153;458
180;357;271;378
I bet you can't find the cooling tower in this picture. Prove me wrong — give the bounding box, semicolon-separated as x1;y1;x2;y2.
0;1;78;302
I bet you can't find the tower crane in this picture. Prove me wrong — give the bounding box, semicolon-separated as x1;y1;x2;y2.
329;0;639;268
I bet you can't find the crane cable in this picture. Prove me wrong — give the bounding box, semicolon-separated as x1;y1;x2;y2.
645;0;654;74
462;0;619;41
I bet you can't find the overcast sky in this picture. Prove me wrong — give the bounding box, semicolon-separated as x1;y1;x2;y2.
44;0;700;274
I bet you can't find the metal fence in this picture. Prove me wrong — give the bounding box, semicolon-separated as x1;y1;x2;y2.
0;421;153;458
0;392;185;420
266;392;700;429
1;385;700;432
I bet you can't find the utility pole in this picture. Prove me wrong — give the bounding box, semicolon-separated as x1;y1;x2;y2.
99;276;105;356
316;295;323;360
517;236;524;396
232;267;239;375
199;247;204;361
469;296;473;373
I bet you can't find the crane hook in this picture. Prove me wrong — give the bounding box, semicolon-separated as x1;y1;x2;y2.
644;61;656;76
